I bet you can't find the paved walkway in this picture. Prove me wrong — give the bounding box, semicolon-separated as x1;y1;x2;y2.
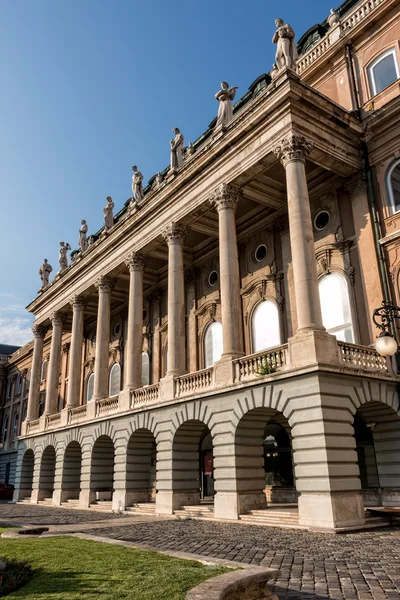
1;503;400;599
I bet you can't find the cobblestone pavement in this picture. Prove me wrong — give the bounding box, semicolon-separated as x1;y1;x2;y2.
1;503;400;599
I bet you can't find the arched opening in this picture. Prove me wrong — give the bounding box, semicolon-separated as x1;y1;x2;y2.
90;435;115;506
126;429;157;508
387;158;400;214
86;373;94;403
38;445;56;502
251;300;281;353
108;363;121;396
235;407;295;514
354;401;400;507
41;359;47;381
142;352;150;386
319;273;354;342
172;420;214;510
204;322;223;367
18;449;34;500
61;441;82;503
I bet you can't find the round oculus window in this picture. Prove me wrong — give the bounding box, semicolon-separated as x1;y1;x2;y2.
314;210;330;231
208;270;219;287
113;323;121;337
254;244;267;262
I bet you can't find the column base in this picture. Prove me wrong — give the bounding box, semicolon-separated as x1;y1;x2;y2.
112;489;127;512
156;490;200;515
159;375;176;402
30;489;39;504
119;389;131;411
288;329;340;369
79;489;96;508
214;356;235;385
298;492;365;531
214;491;267;520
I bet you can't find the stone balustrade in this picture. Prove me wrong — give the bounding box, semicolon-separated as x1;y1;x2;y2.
340;0;384;30
175;368;213;397
338;341;391;372
131;383;160;407
234;346;288;382
68;405;87;424
96;396;119;416
26;419;40;434
47;413;61;430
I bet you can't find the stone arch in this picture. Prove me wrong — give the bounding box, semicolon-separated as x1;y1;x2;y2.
234;405;294;513
38;445;56;501
19;449;35;500
61;441;82;502
125;429;157;506
90;435;115;504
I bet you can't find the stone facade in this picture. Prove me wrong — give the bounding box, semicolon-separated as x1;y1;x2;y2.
2;0;400;531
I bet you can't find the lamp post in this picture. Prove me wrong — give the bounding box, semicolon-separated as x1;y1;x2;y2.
373;301;399;358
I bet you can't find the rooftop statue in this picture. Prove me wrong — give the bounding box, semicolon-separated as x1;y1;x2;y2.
38;258;52;288
103;196;114;232
170;128;184;173
58;241;71;272
79;220;88;253
272;18;298;72
215;82;238;129
131;166;144;206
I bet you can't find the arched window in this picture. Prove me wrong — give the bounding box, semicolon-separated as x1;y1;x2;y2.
22;401;27;422
204;321;223;368
387;159;400;214
38;401;44;418
319;273;354;342
41;359;47;381
6;379;12;399
2;415;9;442
16;375;22;395
86;373;94;403
108;363;121;397
25;369;31;394
12;412;19;440
251;300;281;353
368;48;399;96
142;352;150;386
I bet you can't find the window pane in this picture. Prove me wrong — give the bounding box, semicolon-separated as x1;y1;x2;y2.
390;164;400;212
86;373;94;403
142;352;150;386
108;364;121;396
204;322;223;368
372;54;398;94
319;274;354;342
252;301;281;353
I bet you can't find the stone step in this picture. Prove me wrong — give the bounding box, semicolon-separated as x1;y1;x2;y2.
37;498;53;505
246;510;299;517
125;503;156;515
90;501;113;511
175;506;215;519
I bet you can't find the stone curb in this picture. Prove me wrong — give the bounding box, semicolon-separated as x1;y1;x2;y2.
185;567;280;600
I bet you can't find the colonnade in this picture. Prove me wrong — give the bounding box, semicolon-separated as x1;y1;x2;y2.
25;133;327;422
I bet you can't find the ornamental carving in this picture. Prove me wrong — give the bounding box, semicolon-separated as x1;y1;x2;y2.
344;173;366;197
209;183;240;212
162;222;187;246
69;295;86;310
273;133;314;167
32;324;47;339
50;311;65;327
94;276;115;293
125;251;147;272
62;342;70;354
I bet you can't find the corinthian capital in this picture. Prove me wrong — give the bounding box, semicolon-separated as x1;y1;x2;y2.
32;323;47;339
273;133;314;167
69;295;86;310
50;311;65;327
125;251;147;272
162;222;187;246
95;276;115;293
209;183;240;212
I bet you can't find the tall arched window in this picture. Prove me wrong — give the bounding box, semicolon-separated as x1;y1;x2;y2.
387;159;400;214
368;48;399;96
108;363;121;396
26;369;31;394
319;273;354;342
12;412;19;440
2;415;9;442
86;373;95;403
204;321;223;368
6;380;12;399
41;359;47;381
16;375;22;395
251;300;281;353
142;352;150;386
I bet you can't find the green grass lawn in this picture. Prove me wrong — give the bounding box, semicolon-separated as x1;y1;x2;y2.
0;528;230;599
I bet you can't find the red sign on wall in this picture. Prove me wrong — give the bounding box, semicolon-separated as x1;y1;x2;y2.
204;455;213;476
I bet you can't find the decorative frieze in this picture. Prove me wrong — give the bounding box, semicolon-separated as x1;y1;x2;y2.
125;251;147;272
273;133;314;167
209;183;240;212
162;222;187;246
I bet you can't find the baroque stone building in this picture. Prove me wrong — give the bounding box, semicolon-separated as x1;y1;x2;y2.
2;0;400;531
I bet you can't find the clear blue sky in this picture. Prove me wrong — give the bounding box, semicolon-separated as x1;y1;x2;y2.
0;0;335;345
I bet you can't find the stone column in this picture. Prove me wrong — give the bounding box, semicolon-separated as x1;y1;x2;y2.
162;222;187;377
273;133;338;365
26;325;47;422
186;271;198;373
124;252;146;391
66;296;86;409
151;294;161;384
44;312;64;416
92;276;114;401
210;183;243;360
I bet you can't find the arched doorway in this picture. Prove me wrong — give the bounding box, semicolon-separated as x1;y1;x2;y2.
18;449;34;501
235;407;295;513
38;446;56;502
90;435;115;506
61;442;82;503
354;401;400;506
126;429;157;507
172;420;214;510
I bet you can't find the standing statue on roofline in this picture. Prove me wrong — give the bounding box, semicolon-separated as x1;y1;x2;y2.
79;220;88;253
214;82;238;129
169;128;184;173
39;258;52;288
103;196;114;232
272;18;298;72
131;166;144;206
58;241;71;272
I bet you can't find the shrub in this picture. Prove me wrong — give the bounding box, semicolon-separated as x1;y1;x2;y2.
0;558;33;597
255;359;276;376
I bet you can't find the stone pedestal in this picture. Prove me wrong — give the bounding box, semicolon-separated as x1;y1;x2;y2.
298;492;365;531
156;490;200;515
159;374;175;402
288;329;340;368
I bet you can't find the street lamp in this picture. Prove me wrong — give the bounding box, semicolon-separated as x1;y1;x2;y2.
373;301;399;357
